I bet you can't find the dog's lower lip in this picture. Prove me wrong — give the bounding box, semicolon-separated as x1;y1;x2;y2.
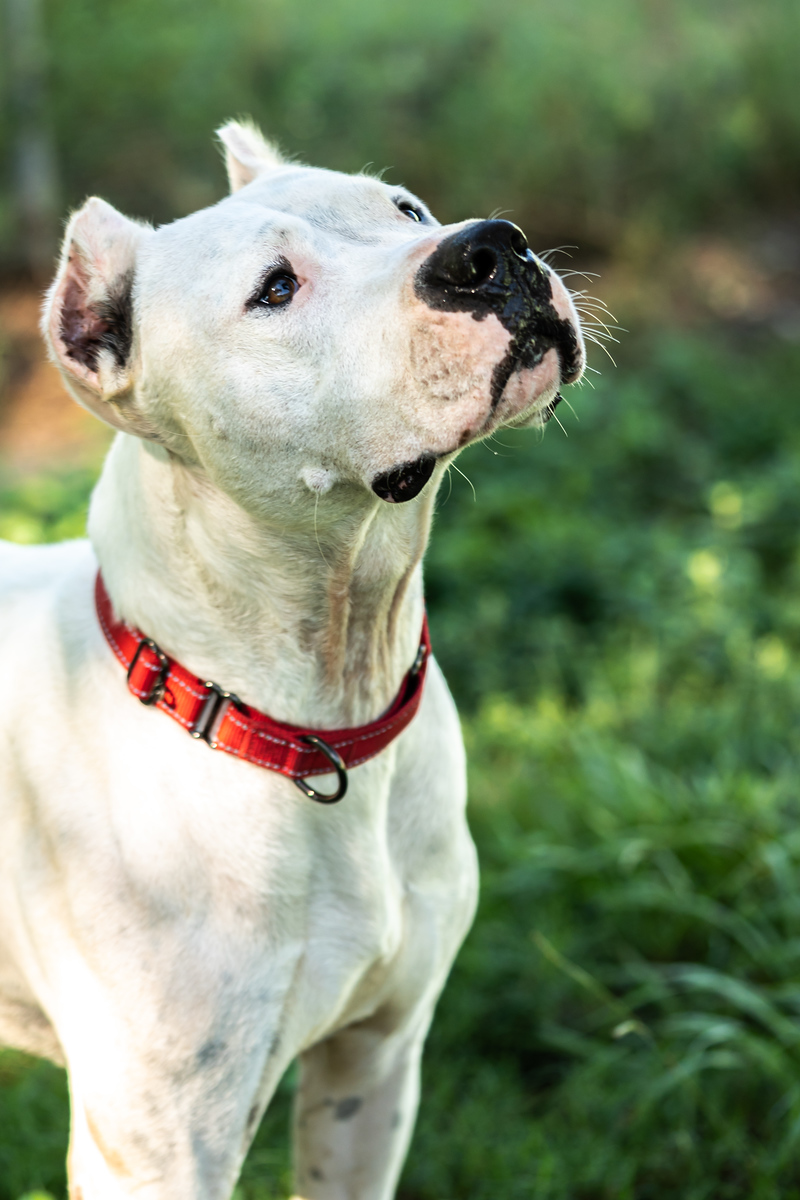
372;455;437;503
542;392;563;422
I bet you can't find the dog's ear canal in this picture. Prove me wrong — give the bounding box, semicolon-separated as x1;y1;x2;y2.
60;258;133;376
217;120;285;193
43;196;158;435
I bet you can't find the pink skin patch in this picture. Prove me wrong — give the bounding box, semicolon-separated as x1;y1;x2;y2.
405;308;568;453
490;347;561;429
406;308;512;445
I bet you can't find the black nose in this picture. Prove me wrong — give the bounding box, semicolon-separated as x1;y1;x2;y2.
420;219;534;292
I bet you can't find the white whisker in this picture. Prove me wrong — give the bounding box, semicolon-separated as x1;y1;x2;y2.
538;245;578;263
561;394;579;420
441;464;454;505
575;305;619;324
582;329;620;346
450;461;477;501
585;337;617;366
551;409;569;437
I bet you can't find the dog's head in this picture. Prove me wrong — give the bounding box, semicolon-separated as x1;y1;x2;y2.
44;121;584;516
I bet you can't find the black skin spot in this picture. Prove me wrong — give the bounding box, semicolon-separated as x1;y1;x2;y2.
310;1167;325;1181
371;455;436;504
414;219;580;409
61;265;134;372
335;1096;363;1120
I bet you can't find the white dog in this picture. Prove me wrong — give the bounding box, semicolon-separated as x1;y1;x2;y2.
0;121;584;1199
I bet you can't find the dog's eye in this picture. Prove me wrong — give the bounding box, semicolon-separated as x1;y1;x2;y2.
396;200;423;223
258;272;298;307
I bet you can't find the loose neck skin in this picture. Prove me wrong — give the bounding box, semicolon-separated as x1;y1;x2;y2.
89;435;437;728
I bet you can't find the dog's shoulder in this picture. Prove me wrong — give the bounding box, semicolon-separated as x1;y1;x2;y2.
0;537;96;607
0;537;98;713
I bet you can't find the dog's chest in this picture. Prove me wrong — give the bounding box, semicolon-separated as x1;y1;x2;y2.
0;563;473;1070
291;813;410;1038
106;764;418;1052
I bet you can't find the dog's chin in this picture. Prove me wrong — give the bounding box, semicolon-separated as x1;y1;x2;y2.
371;352;565;504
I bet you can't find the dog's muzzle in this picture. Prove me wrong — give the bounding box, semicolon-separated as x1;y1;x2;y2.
414;218;582;404
370;220;582;505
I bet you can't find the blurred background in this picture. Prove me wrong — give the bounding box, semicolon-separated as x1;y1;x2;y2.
2;0;800;1196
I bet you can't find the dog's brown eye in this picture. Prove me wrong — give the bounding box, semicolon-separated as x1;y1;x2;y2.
396;201;423;223
260;273;298;307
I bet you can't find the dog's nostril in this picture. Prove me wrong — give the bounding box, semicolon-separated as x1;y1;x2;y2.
468;247;498;287
418;219;533;298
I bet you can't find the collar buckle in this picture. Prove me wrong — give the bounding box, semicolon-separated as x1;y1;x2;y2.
191;681;241;745
127;638;170;706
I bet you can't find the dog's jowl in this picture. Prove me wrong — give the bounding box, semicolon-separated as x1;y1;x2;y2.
0;122;584;1199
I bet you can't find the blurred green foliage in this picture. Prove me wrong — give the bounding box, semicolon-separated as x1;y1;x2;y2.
0;470;96;544
1;0;800;265
0;1055;67;1200
3;327;800;1196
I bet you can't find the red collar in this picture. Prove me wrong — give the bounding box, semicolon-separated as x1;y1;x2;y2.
95;572;430;804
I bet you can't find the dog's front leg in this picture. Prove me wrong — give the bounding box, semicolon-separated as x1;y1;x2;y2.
290;1007;433;1200
61;1013;286;1200
65;1079;254;1200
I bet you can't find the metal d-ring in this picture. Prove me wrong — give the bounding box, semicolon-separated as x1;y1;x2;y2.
294;735;349;804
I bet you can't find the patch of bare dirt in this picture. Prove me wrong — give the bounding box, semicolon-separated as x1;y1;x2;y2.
0;287;112;475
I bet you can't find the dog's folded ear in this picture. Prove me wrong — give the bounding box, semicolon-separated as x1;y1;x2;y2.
217;120;285;193
43;197;157;436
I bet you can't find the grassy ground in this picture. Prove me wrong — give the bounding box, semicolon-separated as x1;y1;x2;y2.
3;325;800;1197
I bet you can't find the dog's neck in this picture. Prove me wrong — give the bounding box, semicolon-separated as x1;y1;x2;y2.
89;435;435;727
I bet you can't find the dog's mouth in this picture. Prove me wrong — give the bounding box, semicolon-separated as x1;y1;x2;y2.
371;385;566;504
539;391;564;424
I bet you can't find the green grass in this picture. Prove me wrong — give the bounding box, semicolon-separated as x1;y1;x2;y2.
3;326;800;1196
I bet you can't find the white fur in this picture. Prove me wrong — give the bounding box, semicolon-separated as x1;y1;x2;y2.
0;123;583;1198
